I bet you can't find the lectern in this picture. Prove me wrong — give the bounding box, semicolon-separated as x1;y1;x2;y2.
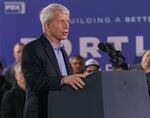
48;71;150;118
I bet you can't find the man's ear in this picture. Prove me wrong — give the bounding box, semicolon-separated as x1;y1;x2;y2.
44;22;51;32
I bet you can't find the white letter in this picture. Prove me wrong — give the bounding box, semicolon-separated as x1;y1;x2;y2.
115;17;121;23
20;38;36;44
105;64;112;71
107;36;128;51
135;36;145;56
61;39;72;56
80;37;101;58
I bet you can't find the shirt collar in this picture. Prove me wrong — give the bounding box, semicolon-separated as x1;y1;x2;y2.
44;33;64;50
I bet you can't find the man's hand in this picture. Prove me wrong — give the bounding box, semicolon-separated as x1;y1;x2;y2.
62;74;86;90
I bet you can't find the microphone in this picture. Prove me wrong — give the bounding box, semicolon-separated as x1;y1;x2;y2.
105;43;115;51
97;42;128;70
97;42;116;56
97;42;107;52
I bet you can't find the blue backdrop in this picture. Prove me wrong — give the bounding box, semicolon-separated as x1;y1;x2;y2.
0;0;150;70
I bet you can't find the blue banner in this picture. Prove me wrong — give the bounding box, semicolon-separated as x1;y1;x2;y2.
0;0;150;70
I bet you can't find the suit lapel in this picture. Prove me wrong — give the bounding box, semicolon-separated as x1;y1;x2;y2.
40;34;61;76
61;48;73;75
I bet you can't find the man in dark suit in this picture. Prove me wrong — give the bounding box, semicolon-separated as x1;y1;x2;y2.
0;61;11;116
1;63;25;118
3;42;25;86
21;3;86;118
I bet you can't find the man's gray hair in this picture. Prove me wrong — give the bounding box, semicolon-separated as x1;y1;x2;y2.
39;3;70;25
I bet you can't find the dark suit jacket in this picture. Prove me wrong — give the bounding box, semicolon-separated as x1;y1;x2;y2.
0;75;12;112
1;83;25;118
3;64;16;86
21;34;73;118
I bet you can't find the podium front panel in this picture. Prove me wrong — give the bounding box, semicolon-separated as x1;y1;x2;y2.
48;73;104;118
102;71;150;118
48;71;150;118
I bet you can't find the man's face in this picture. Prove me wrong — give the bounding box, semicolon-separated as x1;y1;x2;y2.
14;45;24;63
15;68;26;90
48;11;69;41
71;59;84;74
141;50;150;69
86;65;99;73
